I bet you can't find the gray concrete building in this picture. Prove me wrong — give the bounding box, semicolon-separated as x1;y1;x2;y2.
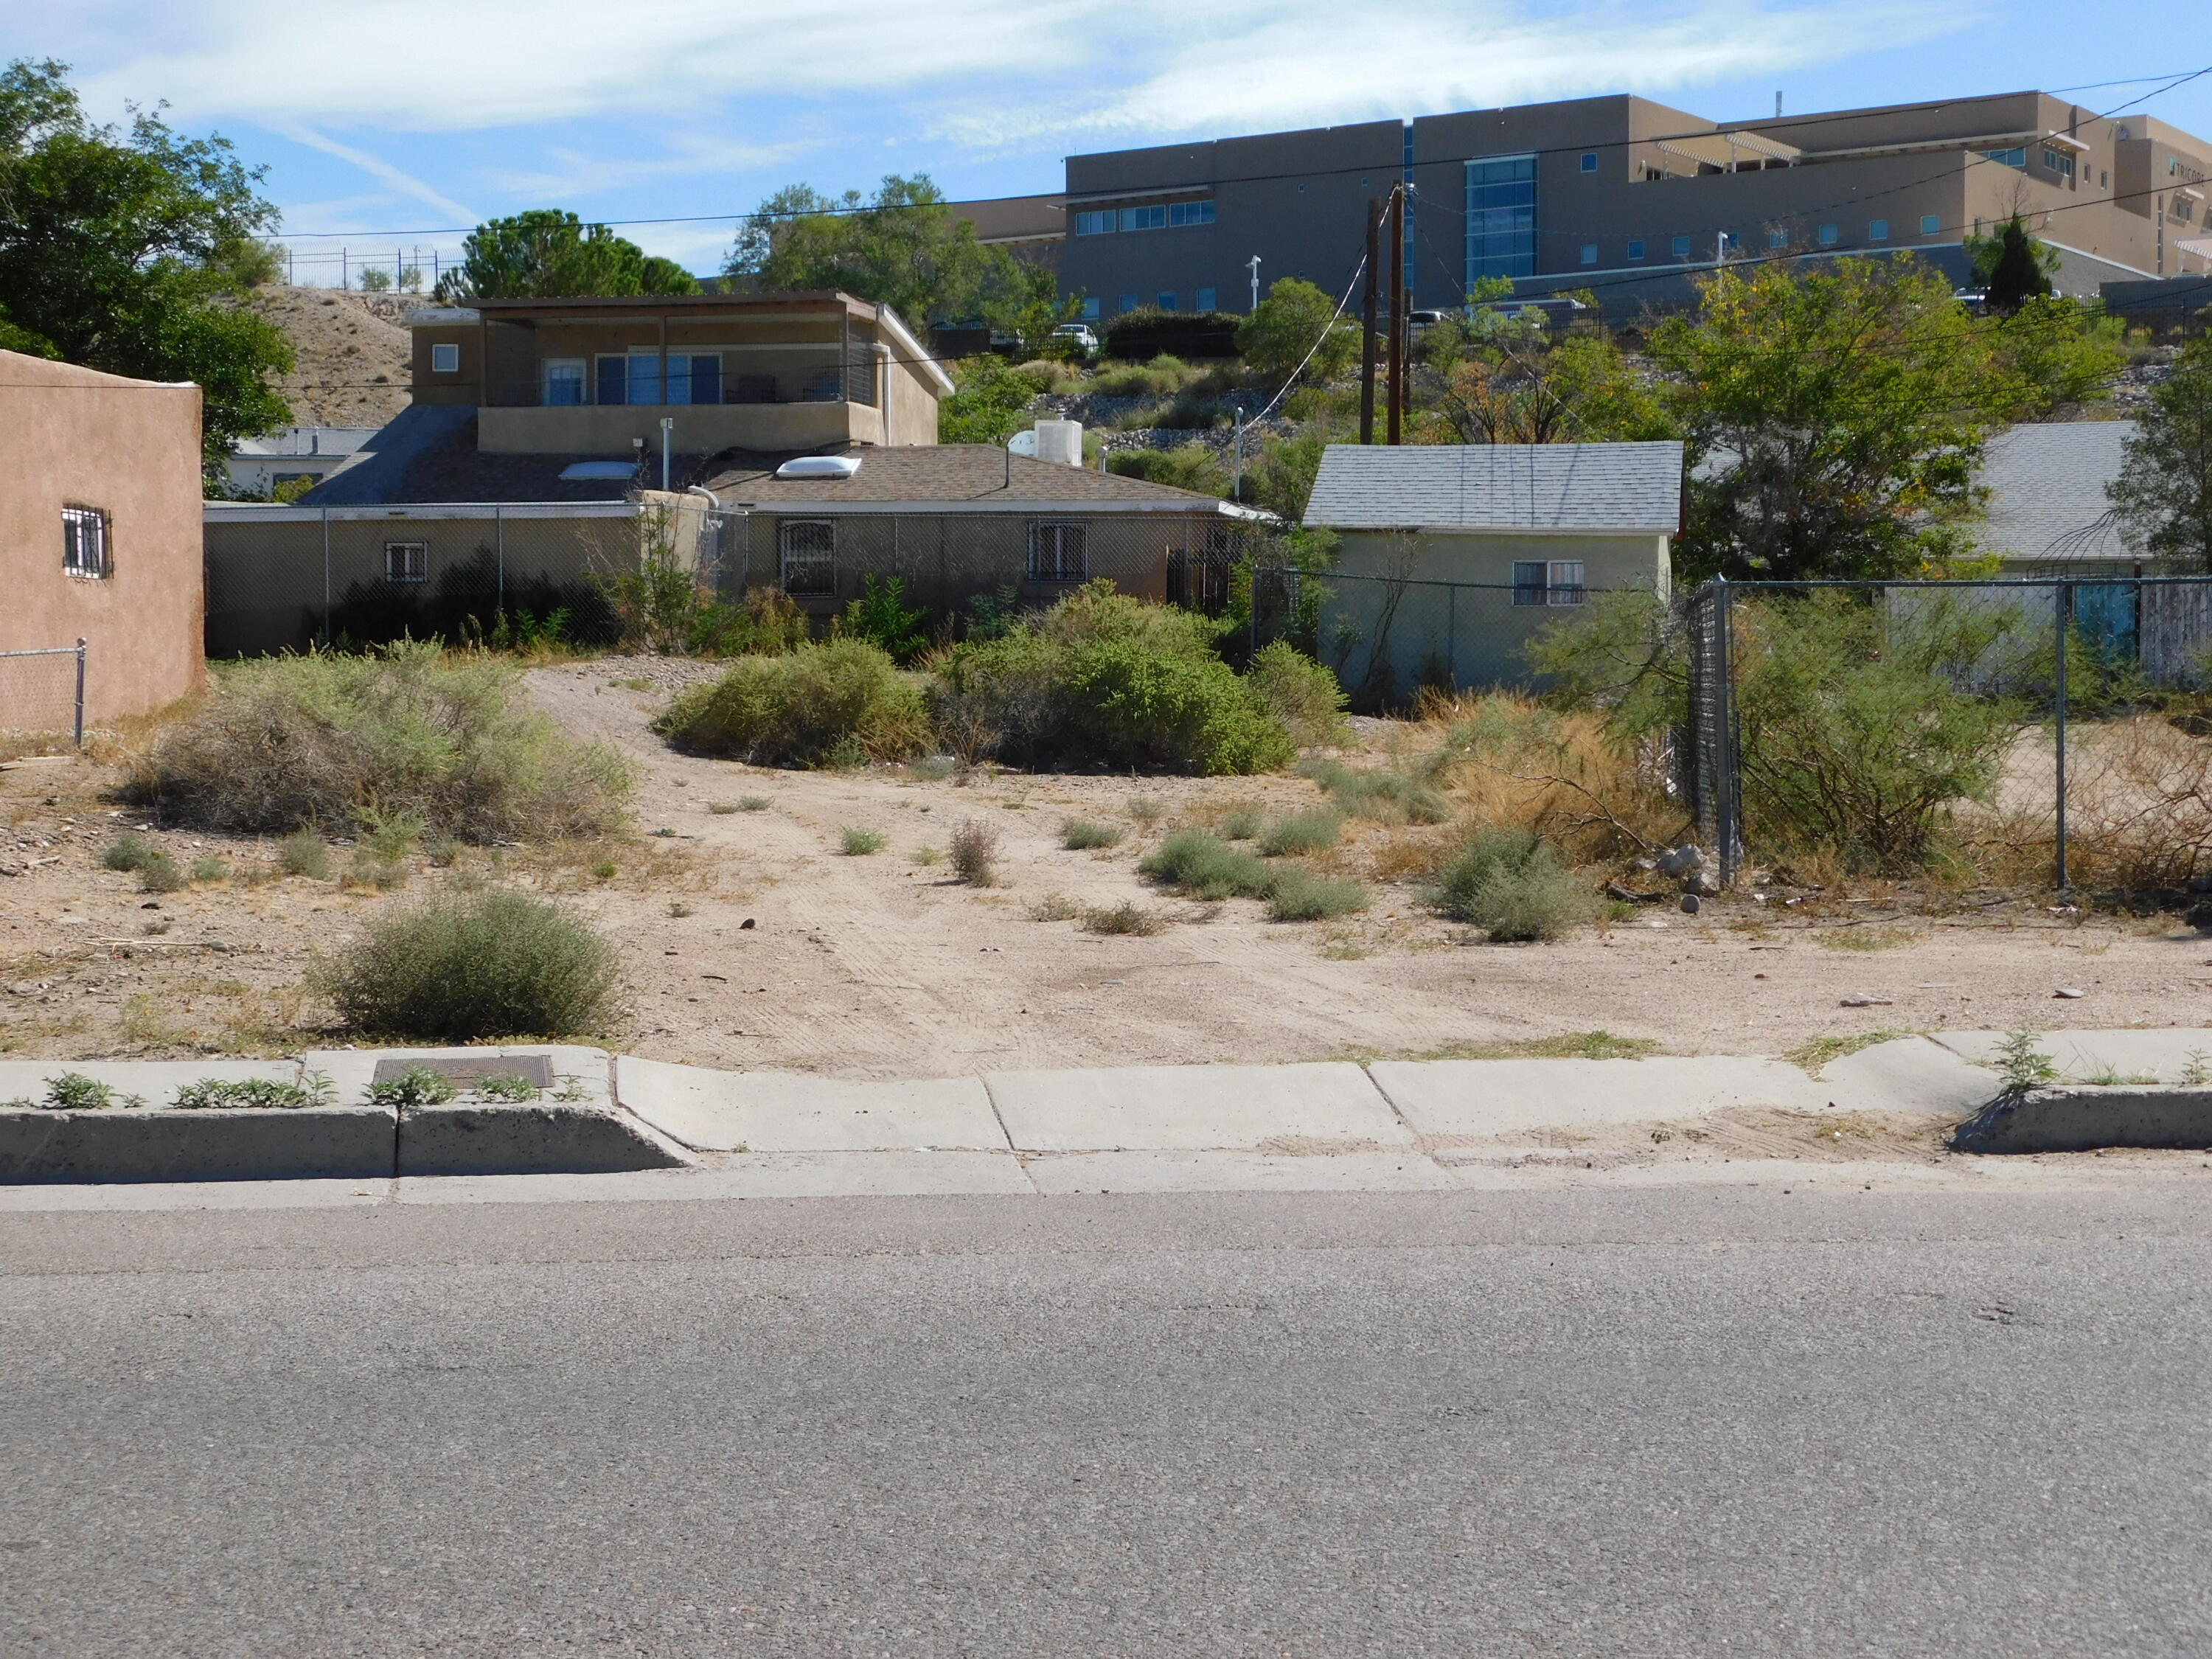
1057;91;2212;320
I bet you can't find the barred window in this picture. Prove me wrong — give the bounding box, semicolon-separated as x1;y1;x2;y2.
779;520;835;595
61;506;108;578
1512;559;1585;607
1027;523;1088;582
384;541;428;583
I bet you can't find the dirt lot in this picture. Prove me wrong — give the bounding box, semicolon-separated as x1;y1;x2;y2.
4;657;2211;1076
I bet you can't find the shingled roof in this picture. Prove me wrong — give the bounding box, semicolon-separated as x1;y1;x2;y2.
1305;442;1684;534
1972;421;2134;565
698;445;1257;514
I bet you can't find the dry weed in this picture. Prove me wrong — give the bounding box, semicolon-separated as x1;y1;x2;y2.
1411;692;1676;862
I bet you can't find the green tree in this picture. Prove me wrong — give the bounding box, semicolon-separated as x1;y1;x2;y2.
1434;333;1671;445
975;251;1084;358
1966;214;2057;316
1651;256;2014;581
1994;293;2125;418
2109;333;2212;571
938;355;1034;444
728;173;991;325
0;58;293;459
1237;276;1357;383
434;209;698;301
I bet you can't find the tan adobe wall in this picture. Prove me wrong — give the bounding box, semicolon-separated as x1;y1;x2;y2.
0;350;204;724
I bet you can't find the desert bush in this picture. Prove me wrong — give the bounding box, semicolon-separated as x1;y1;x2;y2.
320;890;619;1040
1431;827;1590;942
1083;900;1166;935
100;832;159;872
1259;810;1341;855
134;643;631;842
840;826;887;855
1029;892;1082;921
1968;714;2212;892
837;574;930;665
1301;758;1451;825
1127;794;1166;826
1092;352;1195;396
1246;641;1349;748
1107;444;1228;495
347;849;409;891
1219;801;1264;839
138;852;187;894
1061;817;1126;849
695;586;810;656
190;857;229;883
275;832;330;878
949;819;999;885
1266;867;1369;922
1419;691;1674;862
931;582;1294;775
1139;829;1273;900
658;639;932;766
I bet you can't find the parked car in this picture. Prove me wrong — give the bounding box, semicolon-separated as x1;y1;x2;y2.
1051;322;1102;358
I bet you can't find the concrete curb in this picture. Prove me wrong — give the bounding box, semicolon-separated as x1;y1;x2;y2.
0;1107;395;1184
1952;1085;2212;1154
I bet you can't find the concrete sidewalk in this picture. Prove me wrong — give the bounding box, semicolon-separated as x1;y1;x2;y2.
4;1030;2209;1203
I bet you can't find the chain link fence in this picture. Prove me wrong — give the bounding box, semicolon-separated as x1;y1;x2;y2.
1685;577;2212;892
0;643;86;752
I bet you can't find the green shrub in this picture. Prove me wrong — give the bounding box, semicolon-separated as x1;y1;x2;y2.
320;890;620;1040
1259;810;1341;856
1127;794;1165;826
190;858;229;883
657;639;932;766
1432;827;1590;942
1029;891;1082;920
1083;900;1166;935
1107;444;1228;495
366;1066;459;1108
133;643;631;842
100;832;159;872
840;826;887;855
931;582;1294;776
837;575;930;664
694;586;810;656
1266;867;1370;922
348;850;408;891
1139;829;1273;900
21;1073;145;1111
1061;817;1126;849
1219;801;1264;840
474;1073;540;1102
276;832;331;878
139;852;187;894
1246;641;1349;747
171;1077;329;1110
737;796;771;812
1302;758;1451;824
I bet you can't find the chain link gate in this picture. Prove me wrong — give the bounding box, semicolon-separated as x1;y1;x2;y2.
0;641;86;749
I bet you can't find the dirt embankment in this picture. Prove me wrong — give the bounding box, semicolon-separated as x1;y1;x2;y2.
250;285;414;429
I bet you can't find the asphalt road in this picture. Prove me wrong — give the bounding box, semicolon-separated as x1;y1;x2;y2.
4;1186;2210;1657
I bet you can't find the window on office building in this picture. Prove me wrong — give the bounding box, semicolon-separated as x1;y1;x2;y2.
1818;224;1838;246
1579;152;1598;173
1767;227;1788;248
2043;148;2074;178
1464;153;1537;282
1081;297;1101;320
1579;243;1597;265
1158;291;1178;310
1672;235;1691;259
1919;215;1941;235
1512;560;1585;608
1195;287;1217;310
1167;201;1216;226
1074;210;1115;236
1119;294;1140;313
1626;240;1644;261
1868;219;1889;241
1978;147;2027;169
1118;204;1166;232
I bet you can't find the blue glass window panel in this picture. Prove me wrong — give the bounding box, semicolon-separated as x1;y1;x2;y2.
1464;155;1537;282
627;355;662;405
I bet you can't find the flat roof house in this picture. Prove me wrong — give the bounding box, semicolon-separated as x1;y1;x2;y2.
1304;441;1683;698
1;349;205;726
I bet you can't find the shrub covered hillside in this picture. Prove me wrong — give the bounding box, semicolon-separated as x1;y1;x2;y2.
934;582;1338;775
133;642;631;840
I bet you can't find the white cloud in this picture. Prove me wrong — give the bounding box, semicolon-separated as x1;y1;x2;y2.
265;122;479;222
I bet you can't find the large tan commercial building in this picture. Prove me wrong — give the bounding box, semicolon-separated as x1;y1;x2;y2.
0;351;205;725
1058;91;2212;318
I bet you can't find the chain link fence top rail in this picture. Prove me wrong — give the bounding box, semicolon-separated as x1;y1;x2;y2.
0;643;86;751
1682;575;2212;891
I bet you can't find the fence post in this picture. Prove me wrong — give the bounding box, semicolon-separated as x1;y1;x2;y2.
73;638;86;749
495;504;506;622
1447;584;1458;691
1715;577;1739;886
2055;580;2070;894
320;506;331;647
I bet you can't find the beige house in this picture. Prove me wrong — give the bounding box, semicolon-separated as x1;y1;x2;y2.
402;291;950;459
1304;442;1681;699
0;350;205;726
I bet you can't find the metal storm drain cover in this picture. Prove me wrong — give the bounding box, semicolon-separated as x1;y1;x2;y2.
371;1054;557;1090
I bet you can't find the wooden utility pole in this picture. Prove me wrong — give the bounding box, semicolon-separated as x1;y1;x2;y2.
1360;199;1380;444
1385;187;1405;445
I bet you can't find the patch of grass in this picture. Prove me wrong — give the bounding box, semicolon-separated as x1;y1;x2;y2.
1818;926;1921;952
366;1066;459;1108
840;826;888;856
132;642;631;842
1783;1029;1909;1076
950;820;1000;886
276;832;330;878
1357;1032;1659;1063
667;900;694;918
1061;817;1126;850
190;857;229;883
1029;892;1083;922
707;801;742;815
100;832;159;872
1302;759;1451;825
357;809;424;863
1431;827;1590;942
1139;829;1273;900
473;1073;541;1102
170;1076;333;1110
1266;867;1370;922
138;852;187;894
591;860;618;880
1127;794;1166;827
319;890;621;1040
912;845;945;866
905;755;957;782
1259;810;1342;857
1219;801;1265;841
1083;900;1166;936
348;851;408;891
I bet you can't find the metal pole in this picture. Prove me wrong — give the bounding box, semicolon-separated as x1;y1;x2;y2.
72;638;85;748
1386;189;1405;445
1360;198;1380;445
321;506;331;647
661;417;673;493
1716;577;1739;885
2055;580;2070;893
495;504;505;622
1232;406;1245;501
1447;585;1457;689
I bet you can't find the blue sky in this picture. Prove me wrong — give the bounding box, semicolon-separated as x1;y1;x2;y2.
4;1;2199;286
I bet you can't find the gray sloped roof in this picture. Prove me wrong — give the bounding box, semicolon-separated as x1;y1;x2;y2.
1304;441;1684;533
1973;420;2134;564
